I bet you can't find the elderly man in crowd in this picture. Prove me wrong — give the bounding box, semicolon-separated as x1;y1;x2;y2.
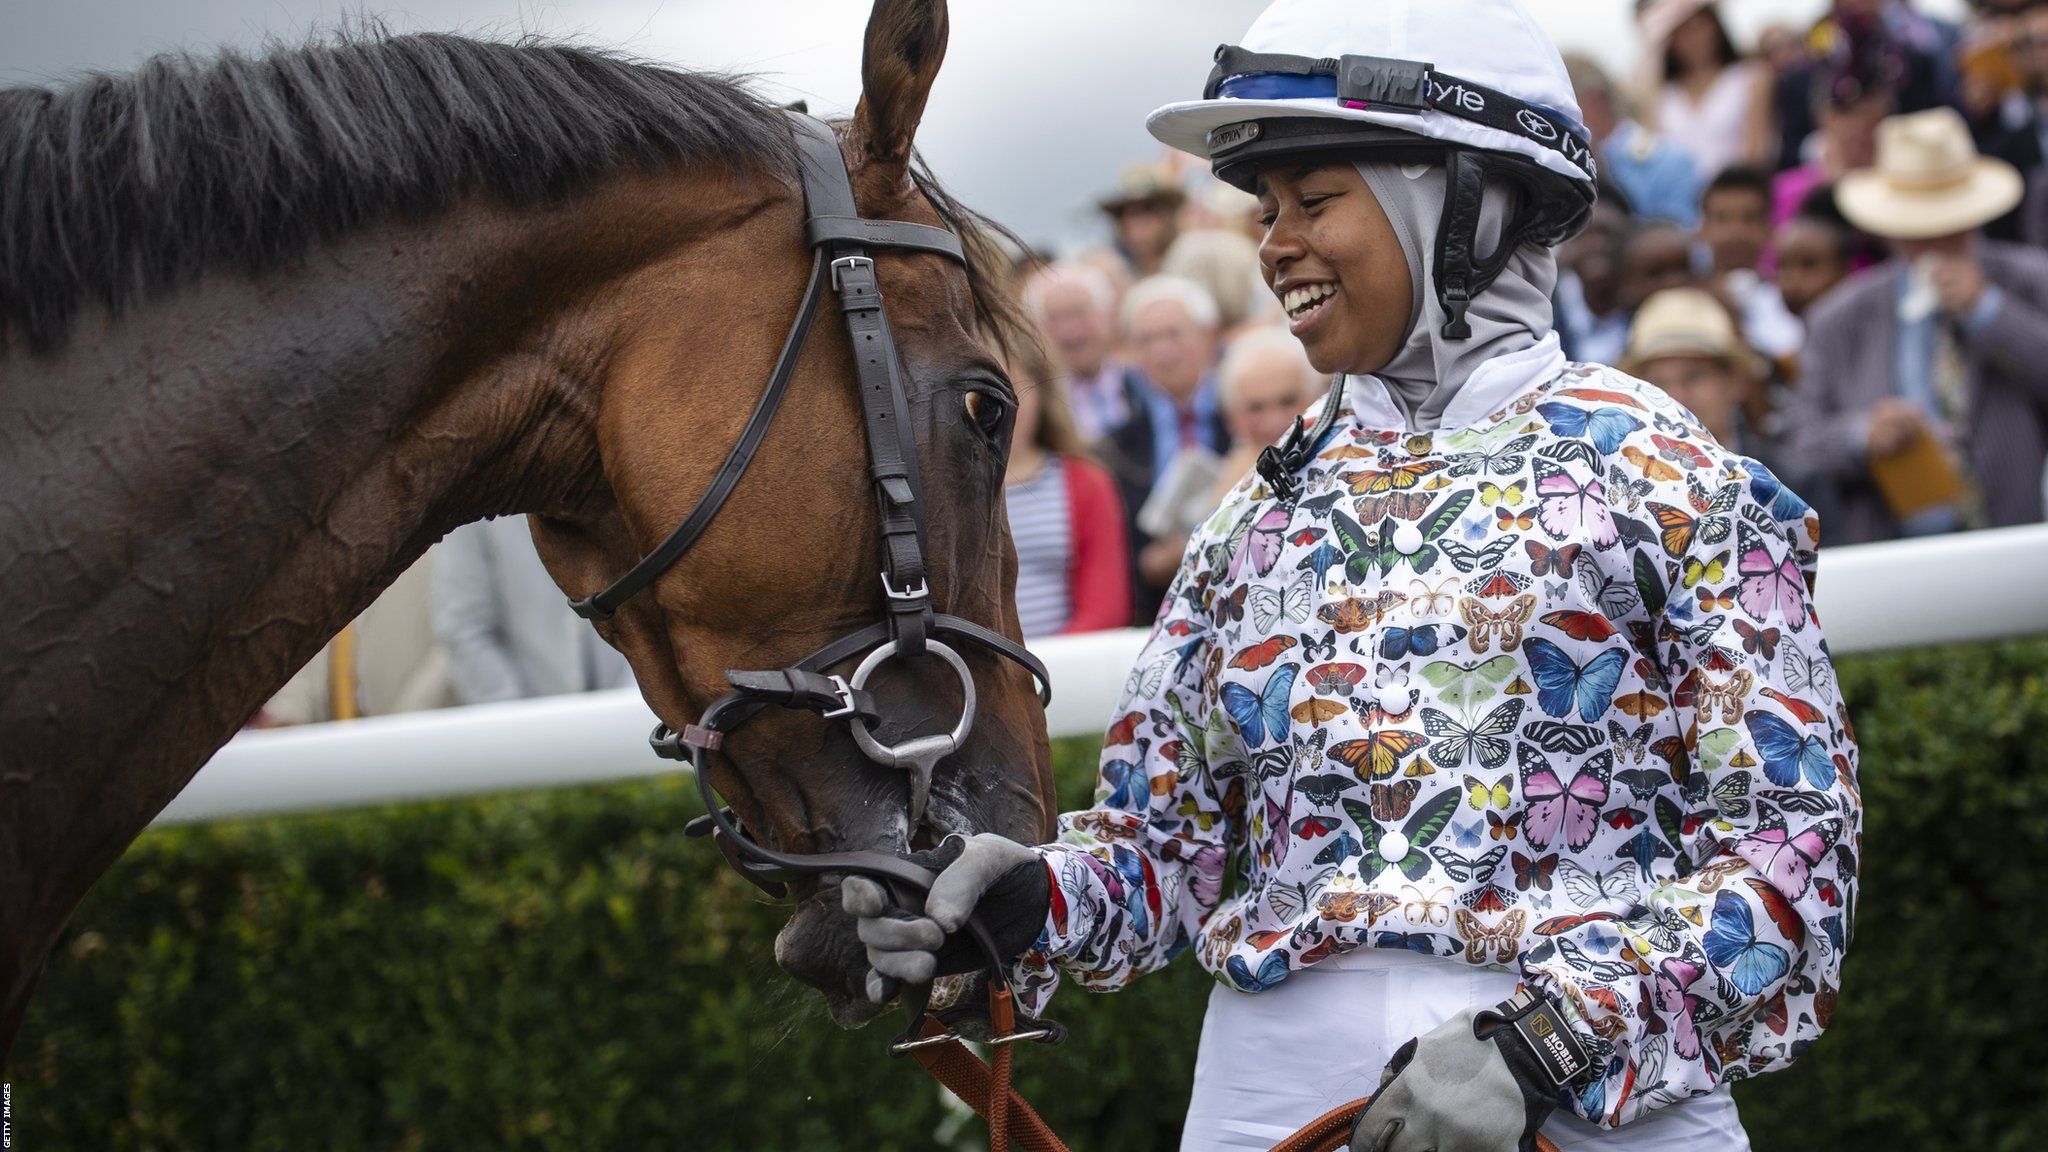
1207;326;1325;508
1791;106;2048;543
1022;260;1148;442
1102;274;1229;621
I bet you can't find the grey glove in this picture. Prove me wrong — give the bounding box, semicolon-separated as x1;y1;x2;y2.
1349;989;1593;1152
839;832;1049;1004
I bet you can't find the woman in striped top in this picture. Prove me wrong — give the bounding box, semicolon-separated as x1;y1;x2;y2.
1003;333;1134;637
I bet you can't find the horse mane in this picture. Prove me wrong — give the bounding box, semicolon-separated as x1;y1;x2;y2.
0;29;1003;359
0;31;792;353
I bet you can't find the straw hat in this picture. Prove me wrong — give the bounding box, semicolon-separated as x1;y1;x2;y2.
1836;107;2024;240
1619;287;1765;379
1096;162;1187;216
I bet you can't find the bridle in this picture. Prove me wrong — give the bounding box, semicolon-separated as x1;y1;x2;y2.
564;109;1058;1058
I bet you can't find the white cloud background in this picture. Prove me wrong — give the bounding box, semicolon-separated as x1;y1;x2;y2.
0;0;1967;249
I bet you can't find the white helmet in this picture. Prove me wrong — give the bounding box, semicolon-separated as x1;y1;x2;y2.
1146;0;1597;339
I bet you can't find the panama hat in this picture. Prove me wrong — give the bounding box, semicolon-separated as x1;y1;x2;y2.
1619;287;1765;379
1836;107;2024;240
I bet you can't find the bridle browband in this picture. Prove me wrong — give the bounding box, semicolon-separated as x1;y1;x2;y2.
564;111;1058;1052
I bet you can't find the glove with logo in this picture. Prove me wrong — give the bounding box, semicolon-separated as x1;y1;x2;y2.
1348;988;1595;1152
839;832;1051;1004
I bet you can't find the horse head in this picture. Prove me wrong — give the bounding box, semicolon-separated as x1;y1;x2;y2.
525;0;1056;1023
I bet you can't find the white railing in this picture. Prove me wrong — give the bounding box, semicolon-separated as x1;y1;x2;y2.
156;522;2048;826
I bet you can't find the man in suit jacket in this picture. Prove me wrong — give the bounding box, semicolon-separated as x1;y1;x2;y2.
433;516;634;704
1788;108;2048;544
1101;275;1230;623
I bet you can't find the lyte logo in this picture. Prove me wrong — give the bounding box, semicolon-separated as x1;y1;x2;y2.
1516;108;1558;142
1429;77;1486;114
1557;129;1596;177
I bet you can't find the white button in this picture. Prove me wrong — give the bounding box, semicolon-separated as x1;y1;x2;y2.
1380;830;1410;861
1392;522;1424;554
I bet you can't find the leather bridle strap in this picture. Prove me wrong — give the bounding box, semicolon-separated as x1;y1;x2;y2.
567;248;831;621
567;112;965;625
790;114;953;654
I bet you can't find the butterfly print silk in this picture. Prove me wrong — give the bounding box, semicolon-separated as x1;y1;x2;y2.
1009;351;1862;1129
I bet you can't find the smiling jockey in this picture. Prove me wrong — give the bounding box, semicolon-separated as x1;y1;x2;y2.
843;2;1861;1149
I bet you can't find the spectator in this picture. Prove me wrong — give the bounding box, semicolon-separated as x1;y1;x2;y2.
1621;287;1783;471
1791;107;2048;543
1774;208;1859;322
1208;326;1323;507
1556;198;1636;364
1638;0;1774;179
433;516;633;704
252;552;453;725
1563;52;1703;227
1775;1;1957;169
1022;260;1147;442
1986;3;2048;243
1179;177;1264;244
1699;165;1776;276
1162;227;1279;342
1096;162;1186;278
1103;275;1230;621
1001;333;1132;637
1700;165;1805;361
1771;44;1898;227
1757;21;1814;80
1620;219;1703;318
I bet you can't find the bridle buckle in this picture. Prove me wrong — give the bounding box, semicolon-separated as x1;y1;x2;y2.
819;674;860;720
881;571;930;602
831;254;876;290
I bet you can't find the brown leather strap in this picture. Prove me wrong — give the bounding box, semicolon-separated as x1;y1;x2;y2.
903;1018;1070;1152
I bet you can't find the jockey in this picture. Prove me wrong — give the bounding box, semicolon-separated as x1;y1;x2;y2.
844;2;1860;1149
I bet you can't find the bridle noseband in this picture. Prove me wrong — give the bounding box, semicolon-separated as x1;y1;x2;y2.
565;112;1055;1046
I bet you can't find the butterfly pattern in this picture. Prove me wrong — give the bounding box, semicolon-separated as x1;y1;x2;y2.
1014;357;1861;1130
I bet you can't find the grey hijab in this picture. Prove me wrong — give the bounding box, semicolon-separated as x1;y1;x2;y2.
1352;160;1558;431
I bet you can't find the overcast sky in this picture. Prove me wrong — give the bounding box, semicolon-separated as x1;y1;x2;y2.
0;0;1969;250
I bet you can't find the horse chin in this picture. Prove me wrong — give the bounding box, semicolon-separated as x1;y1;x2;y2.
774;884;891;1028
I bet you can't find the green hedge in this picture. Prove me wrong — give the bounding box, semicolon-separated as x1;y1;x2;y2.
8;639;2048;1150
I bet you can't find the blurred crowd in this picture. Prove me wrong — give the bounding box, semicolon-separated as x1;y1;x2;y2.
253;0;2048;726
996;0;2048;643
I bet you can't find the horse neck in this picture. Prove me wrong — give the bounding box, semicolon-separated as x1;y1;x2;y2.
0;170;780;819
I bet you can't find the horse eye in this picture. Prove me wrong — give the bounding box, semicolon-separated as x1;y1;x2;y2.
963;390;1007;438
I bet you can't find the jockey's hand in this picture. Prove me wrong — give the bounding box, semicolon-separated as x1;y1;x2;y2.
1349;990;1594;1152
839;832;1049;1004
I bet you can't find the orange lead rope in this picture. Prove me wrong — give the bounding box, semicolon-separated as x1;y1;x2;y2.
904;982;1561;1152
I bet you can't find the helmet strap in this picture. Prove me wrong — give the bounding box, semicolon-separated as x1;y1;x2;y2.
1431;149;1553;341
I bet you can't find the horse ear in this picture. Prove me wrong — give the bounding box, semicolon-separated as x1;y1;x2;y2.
850;0;949;206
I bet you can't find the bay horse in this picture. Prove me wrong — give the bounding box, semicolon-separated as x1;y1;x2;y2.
0;0;1054;1067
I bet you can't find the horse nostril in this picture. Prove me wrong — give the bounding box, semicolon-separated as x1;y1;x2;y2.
909;825;938;853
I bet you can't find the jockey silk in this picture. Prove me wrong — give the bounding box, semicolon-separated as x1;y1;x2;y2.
1010;334;1861;1129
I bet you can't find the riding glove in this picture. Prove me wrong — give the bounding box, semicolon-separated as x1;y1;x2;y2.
1349;988;1594;1152
840;832;1050;1004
